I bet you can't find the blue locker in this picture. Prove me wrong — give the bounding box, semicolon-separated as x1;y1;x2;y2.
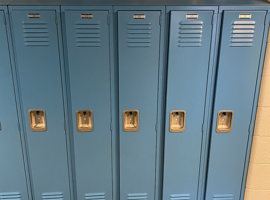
118;10;162;200
205;11;267;199
163;10;214;200
9;7;71;200
62;7;113;200
0;8;29;200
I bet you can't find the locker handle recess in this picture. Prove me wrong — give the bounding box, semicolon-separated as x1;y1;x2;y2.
169;110;186;133
123;110;139;132
76;110;93;132
29;109;46;132
216;111;234;133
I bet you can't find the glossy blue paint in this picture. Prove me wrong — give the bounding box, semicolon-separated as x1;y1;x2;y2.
62;6;113;200
117;8;164;200
163;10;215;200
9;6;71;200
205;10;267;200
0;7;29;200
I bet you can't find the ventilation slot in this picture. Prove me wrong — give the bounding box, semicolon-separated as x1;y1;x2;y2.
170;193;191;200
127;193;148;200
231;20;255;47
75;23;101;47
178;20;203;47
23;22;49;46
0;192;21;200
213;194;234;200
42;192;63;200
127;23;152;47
85;192;105;200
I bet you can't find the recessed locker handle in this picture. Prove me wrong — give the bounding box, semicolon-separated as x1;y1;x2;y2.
216;110;234;133
169;110;186;133
123;110;139;132
29;109;47;132
76;110;93;132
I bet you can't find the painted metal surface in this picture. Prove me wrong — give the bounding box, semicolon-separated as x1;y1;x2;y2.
163;10;214;200
205;10;267;200
9;7;71;200
62;7;113;200
0;8;29;200
117;9;162;200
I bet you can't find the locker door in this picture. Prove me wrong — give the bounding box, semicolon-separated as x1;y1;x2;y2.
9;8;70;200
205;11;266;199
0;10;28;200
118;10;161;200
163;11;213;200
63;9;112;199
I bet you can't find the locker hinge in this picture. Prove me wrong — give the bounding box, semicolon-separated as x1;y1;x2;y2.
107;14;110;25
159;15;161;25
201;123;204;133
3;13;6;25
55;15;58;25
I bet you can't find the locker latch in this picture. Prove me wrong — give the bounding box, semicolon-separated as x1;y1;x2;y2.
123;110;139;132
76;110;93;132
169;111;186;132
216;111;234;133
29;110;47;132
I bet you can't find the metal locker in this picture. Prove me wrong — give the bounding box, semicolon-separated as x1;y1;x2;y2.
205;11;267;199
0;8;29;200
62;7;113;199
9;7;71;200
163;10;214;200
118;10;162;200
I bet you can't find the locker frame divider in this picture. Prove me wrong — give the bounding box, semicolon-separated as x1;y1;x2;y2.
5;5;34;200
1;5;32;200
206;6;270;200
164;5;219;200
60;5;116;200
113;5;166;200
7;5;73;200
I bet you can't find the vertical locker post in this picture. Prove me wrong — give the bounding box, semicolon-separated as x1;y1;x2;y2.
9;7;71;200
0;8;29;200
163;10;214;200
205;10;267;200
62;7;113;200
117;9;163;200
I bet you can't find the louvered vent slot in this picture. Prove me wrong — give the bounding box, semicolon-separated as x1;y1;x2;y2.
127;23;152;47
85;192;105;200
42;192;63;200
127;193;148;200
0;192;21;200
75;22;101;47
23;22;49;46
231;20;255;47
213;194;234;200
178;21;203;47
170;193;191;200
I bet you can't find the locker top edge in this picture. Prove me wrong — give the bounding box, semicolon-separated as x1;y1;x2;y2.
0;0;269;6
